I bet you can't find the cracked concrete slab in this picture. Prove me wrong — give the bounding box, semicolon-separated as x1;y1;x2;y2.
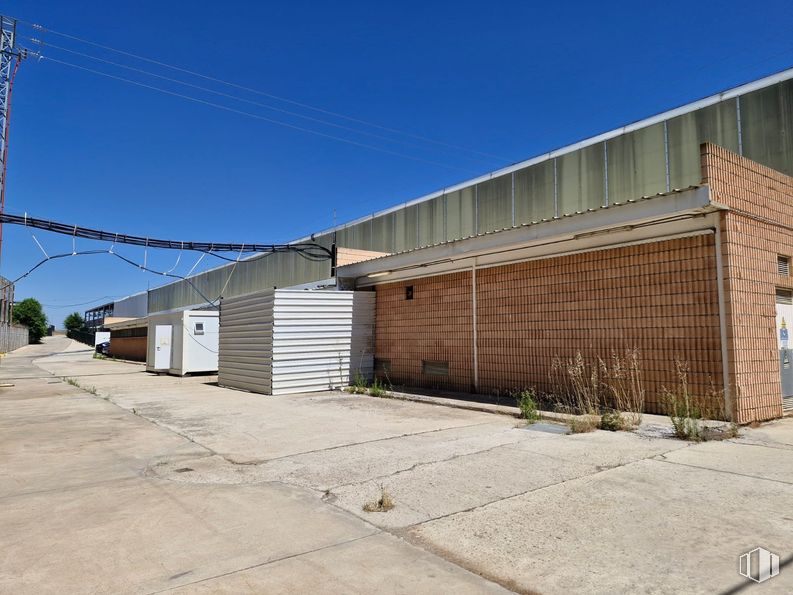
167;532;509;594
330;440;595;529
0;338;511;594
1;478;380;593
409;458;793;594
5;337;793;593
35;350;511;464
658;439;793;484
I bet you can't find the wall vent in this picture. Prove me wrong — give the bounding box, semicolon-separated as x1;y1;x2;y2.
405;285;414;300
374;358;391;374
777;288;793;305
778;255;790;276
422;360;449;376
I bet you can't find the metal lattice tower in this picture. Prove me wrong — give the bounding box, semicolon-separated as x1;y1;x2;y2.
0;15;22;264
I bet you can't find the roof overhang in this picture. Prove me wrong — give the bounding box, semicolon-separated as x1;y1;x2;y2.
339;186;721;287
104;317;147;331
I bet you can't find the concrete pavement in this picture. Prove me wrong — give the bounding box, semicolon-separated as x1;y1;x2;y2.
2;337;792;593
0;338;508;594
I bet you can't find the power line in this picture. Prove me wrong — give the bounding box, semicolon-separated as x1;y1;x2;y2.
0;211;333;259
2;249;221;308
28;54;477;173
1;211;337;307
22;20;508;162
25;38;502;166
42;295;120;307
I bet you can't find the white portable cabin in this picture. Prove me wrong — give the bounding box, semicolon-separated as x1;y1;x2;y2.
146;310;219;376
218;289;375;395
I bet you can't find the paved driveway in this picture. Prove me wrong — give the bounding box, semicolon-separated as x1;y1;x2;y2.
1;337;792;593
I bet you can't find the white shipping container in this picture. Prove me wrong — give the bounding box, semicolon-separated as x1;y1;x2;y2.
146;310;219;376
218;289;375;395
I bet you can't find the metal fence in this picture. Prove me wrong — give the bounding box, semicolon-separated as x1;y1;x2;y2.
67;329;96;347
0;323;28;352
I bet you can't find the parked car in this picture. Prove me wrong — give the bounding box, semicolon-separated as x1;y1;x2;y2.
95;341;110;356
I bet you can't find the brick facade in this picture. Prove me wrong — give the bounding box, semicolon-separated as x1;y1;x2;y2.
109;337;147;362
702;143;793;422
375;235;724;415
375;271;474;392
373;145;792;422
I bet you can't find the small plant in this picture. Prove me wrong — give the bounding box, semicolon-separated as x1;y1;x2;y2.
63;376;98;396
344;370;369;394
516;388;540;423
568;415;598;433
599;409;624;431
598;348;645;428
369;377;387;398
345;386;368;394
550;352;601;416
662;360;704;441
352;370;367;389
363;484;394;512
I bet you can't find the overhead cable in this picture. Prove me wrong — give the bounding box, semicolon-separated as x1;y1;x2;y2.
1;249;223;308
28;54;475;173
23;20;509;162
24;38;500;166
0;211;333;259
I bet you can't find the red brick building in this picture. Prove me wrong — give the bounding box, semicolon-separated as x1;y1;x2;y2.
339;145;793;423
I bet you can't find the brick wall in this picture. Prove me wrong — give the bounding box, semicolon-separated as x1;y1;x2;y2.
701;143;793;422
375;271;474;392
109;337;147;362
375;235;724;414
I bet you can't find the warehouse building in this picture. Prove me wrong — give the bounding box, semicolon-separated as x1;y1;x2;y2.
337;144;793;423
113;68;793;422
104;317;147;362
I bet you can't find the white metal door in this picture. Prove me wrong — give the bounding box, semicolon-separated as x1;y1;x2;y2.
154;324;172;370
775;290;793;411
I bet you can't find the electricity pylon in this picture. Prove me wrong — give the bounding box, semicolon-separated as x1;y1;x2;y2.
0;15;25;265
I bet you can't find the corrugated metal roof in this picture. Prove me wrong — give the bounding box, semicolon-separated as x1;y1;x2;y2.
344;185;703;265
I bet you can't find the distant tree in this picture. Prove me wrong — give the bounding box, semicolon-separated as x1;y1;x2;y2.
63;312;86;333
12;298;48;343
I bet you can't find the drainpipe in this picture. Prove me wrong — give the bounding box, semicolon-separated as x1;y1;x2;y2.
472;261;479;393
714;217;732;420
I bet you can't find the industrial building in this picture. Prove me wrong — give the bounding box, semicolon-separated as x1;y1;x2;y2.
104;317;147;362
147;310;219;376
218;289;374;395
85;292;148;331
106;68;793;423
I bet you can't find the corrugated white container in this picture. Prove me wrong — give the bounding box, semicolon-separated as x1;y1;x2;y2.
146;310;219;376
218;289;375;395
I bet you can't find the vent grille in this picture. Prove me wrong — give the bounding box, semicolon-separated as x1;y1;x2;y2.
778;255;790;276
422;360;449;376
777;288;793;306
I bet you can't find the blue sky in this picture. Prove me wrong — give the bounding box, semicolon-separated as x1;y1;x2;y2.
2;0;793;327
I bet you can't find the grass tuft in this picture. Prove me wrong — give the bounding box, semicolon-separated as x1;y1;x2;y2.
515;388;540;423
369;377;387;398
599;409;624;432
569;415;598;433
363;484;394;512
